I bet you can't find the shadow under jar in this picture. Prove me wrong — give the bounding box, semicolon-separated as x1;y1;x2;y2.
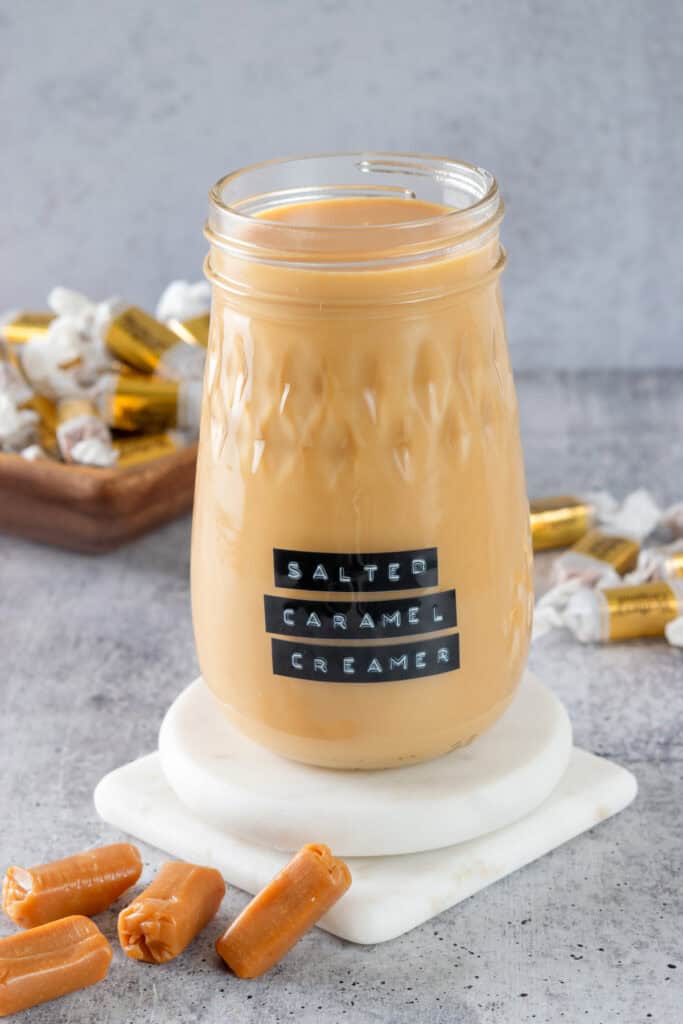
192;153;533;770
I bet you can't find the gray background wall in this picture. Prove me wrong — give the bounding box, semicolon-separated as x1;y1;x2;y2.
1;0;681;369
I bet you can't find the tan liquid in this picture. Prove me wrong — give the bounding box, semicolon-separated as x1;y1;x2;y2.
192;195;532;769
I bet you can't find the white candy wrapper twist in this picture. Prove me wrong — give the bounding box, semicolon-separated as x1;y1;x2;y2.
155;280;211;323
533;578;590;640
624;540;683;585
19;288;116;400
69;436;118;468
662;503;683;539
159;339;207;380
20;443;49;461
0;340;34;406
56;399;117;467
602;488;662;540
0;393;39;452
665;616;683;648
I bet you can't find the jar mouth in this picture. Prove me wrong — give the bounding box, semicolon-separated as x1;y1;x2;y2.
206;152;502;269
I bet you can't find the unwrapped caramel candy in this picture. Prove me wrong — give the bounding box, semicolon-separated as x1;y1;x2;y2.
118;861;225;964
3;842;142;928
216;843;351;979
0;915;112;1017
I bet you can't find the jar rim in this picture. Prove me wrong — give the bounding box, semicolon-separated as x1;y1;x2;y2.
206;152;502;269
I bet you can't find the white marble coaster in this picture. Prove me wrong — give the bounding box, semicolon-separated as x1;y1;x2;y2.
94;748;636;945
158;672;573;856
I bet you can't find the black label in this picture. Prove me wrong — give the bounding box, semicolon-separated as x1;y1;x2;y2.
273;547;438;592
272;634;460;683
264;591;456;639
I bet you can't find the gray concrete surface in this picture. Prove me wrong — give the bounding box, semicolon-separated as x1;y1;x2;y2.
2;1;683;369
0;369;682;1022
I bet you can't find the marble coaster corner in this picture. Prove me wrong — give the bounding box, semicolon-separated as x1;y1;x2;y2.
95;748;636;945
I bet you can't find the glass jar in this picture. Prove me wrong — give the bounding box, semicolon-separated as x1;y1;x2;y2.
192;153;532;769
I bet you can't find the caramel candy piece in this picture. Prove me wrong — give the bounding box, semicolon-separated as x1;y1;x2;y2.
530;495;593;551
96;371;201;434
105;306;205;380
0;915;112;1017
112;431;183;467
168;314;210;347
0;311;55;344
3;843;142;928
118;861;225;964
571;529;640;575
105;306;183;374
216;843;352;979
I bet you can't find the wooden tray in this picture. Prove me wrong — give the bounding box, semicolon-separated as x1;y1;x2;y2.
0;445;197;554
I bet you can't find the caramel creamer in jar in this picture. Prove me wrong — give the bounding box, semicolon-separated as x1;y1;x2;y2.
192;154;533;769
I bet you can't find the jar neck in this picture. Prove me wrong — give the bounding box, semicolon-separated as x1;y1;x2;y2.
204;153;505;309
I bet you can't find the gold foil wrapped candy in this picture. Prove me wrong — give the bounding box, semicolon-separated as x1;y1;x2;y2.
565;580;683;643
530;495;594;551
